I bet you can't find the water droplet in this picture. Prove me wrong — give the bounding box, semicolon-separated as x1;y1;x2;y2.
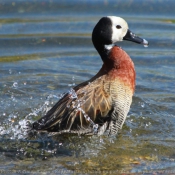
45;101;49;106
100;138;103;143
68;84;73;87
77;104;81;108
69;88;77;99
140;102;145;108
143;39;149;47
82;110;85;115
12;82;18;88
93;124;98;133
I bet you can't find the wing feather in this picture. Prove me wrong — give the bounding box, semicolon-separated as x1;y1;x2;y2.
32;76;113;134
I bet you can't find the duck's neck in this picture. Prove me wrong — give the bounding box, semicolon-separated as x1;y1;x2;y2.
93;43;136;93
93;42;111;62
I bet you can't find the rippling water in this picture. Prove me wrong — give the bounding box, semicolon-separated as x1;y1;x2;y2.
0;0;175;174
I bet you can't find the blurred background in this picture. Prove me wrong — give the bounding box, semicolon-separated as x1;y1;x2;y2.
0;0;175;174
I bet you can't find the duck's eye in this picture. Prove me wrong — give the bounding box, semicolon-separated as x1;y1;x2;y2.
116;25;122;29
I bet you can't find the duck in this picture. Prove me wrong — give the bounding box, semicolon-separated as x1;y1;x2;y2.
29;16;148;136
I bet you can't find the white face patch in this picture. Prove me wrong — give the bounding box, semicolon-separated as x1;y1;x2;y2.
107;16;129;43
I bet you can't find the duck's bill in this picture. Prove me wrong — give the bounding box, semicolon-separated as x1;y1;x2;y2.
123;29;149;47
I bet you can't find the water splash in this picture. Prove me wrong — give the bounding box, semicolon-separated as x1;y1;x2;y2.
68;88;98;134
12;82;18;88
69;88;78;99
68;76;76;87
0;83;98;140
140;102;145;108
0;115;29;139
0;93;61;140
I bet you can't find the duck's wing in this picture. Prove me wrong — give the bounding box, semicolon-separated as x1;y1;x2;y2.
32;76;113;135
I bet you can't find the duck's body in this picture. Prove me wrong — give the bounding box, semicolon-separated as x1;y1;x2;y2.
30;16;148;136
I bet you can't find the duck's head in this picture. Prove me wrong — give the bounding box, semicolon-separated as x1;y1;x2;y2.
92;16;148;60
